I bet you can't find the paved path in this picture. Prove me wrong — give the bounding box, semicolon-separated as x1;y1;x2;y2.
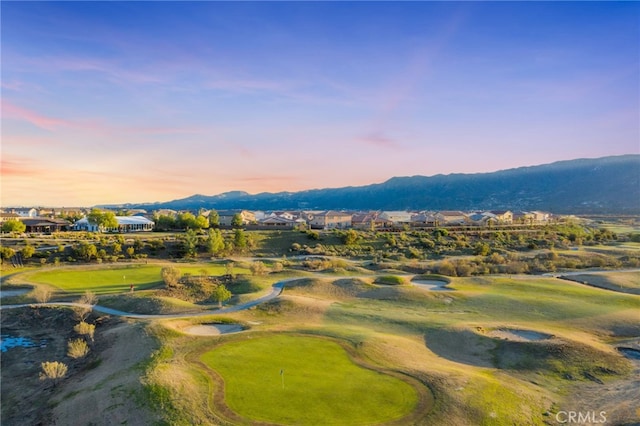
0;278;295;319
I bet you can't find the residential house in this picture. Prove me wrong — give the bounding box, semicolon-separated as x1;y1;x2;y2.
469;212;498;226
309;211;353;230
410;212;439;227
351;212;388;230
487;210;513;224
379;211;412;226
217;210;256;227
435;211;469;226
12;208;38;218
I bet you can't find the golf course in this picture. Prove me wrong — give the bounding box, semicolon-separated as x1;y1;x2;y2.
2;231;640;425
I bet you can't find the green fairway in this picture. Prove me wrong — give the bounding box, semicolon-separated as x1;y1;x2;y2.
201;334;418;425
26;263;250;295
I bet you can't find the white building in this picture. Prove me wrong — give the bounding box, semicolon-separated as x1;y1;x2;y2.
74;216;154;232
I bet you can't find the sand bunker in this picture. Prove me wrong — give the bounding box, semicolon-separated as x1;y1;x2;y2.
617;347;640;360
183;324;244;336
487;328;553;342
412;280;453;291
0;289;29;298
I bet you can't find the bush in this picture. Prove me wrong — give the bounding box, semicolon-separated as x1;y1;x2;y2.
161;266;182;288
250;261;268;276
67;338;90;359
74;321;96;342
39;361;68;384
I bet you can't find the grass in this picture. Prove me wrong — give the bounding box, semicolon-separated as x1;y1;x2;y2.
23;262;251;295
201;334;418;425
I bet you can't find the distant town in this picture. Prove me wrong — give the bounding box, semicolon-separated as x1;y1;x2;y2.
0;206;558;234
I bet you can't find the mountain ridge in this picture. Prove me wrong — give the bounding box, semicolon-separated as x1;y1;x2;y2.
112;155;640;214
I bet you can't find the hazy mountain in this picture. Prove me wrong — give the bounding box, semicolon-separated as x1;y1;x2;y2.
116;155;640;214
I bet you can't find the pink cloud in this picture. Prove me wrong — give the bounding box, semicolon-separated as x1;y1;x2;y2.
2;101;72;131
357;132;402;149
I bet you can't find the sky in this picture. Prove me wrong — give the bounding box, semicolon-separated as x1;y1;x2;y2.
2;1;639;207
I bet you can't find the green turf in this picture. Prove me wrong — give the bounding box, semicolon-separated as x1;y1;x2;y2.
26;263;251;295
201;334;418;425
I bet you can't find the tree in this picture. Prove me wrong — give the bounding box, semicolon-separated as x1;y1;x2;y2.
177;212;197;230
342;229;359;245
195;215;209;230
112;242;122;256
126;247;135;258
211;284;232;307
87;209;118;231
205;228;224;256
209;210;220;228
75;291;98;321
161;266;182;288
39;361;68;385
1;219;26;233
67;338;89;359
154;214;176;231
74;321;96;342
76;241;98;261
474;242;491;256
225;262;235;279
231;213;244;229
0;246;15;263
234;229;247;250
182;229;198;257
20;245;35;260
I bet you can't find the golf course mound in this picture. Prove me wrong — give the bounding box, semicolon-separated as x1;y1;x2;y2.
201;334;428;425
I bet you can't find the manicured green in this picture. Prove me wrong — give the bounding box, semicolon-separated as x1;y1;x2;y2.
26;263;250;294
201;334;418;425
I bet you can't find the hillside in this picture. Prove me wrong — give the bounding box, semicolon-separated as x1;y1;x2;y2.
120;155;640;213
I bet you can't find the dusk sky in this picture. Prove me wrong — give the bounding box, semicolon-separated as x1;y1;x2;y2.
2;1;638;207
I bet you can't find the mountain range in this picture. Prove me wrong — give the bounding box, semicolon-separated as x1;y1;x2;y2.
117;155;640;214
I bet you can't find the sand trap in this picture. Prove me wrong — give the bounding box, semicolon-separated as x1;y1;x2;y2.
183;324;244;336
0;289;29;298
617;347;640;360
412;280;453;291
487;328;553;342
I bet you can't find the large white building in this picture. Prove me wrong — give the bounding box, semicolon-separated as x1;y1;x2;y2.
73;216;154;232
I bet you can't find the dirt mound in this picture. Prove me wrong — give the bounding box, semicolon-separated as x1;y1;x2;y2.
1;306;157;426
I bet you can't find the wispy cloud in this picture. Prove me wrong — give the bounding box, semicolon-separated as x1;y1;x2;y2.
357;132;402;149
2;101;74;131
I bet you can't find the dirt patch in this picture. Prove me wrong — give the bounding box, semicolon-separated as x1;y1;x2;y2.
487;328;553;342
183;323;244;336
1;306;160;426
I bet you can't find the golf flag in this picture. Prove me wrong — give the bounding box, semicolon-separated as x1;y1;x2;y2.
280;369;284;375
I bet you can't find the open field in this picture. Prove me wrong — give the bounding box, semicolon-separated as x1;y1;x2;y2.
2;234;640;425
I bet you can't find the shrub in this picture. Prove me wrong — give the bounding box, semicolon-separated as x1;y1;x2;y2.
74;321;96;342
250;261;268;276
39;361;68;384
67;338;90;359
33;287;52;303
437;260;457;277
161;266;182;288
